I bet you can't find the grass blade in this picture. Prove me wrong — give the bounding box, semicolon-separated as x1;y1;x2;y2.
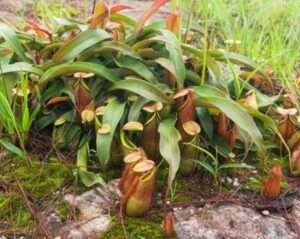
0;139;25;158
0;23;28;62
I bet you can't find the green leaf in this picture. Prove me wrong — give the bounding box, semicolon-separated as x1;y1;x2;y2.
97;98;126;168
159;30;185;88
110;13;137;27
110;77;171;103
159;116;181;187
209;49;257;70
196;107;213;140
0;23;28;62
186;70;201;84
195;160;215;177
155;58;177;78
40;62;121;86
128;97;150;121
242;105;277;131
192;84;264;152
219;162;254;170
0;91;18;133
182;43;259;73
0;139;25;158
0;62;43;76
115;55;156;82
78;170;106;187
244;83;279;107
77;141;89;171
53;29;110;63
80;41;140;60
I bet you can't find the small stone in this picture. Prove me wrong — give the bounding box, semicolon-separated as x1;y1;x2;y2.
226;177;233;184
233;178;240;187
261;210;270;216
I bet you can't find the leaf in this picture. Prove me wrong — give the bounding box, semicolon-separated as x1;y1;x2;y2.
97;98;126;168
219;163;254;170
182;43;259;73
0;62;43;76
77;141;89;171
110;13;136;27
90;0;109;28
35;113;57;130
195;160;215;177
110;3;132;13
78;170;106;187
196;107;213;140
242;105;277;131
192;84;264;152
159;116;181;187
80;41;140;60
0;91;18;133
186;70;201;84
0;139;25;158
166;11;180;35
209;49;258;70
244;83;279;107
135;0;170;34
40;62;121;86
110;77;171;103
53;29;110;63
155;58;177;79
115;55;156;82
0;23;28;62
128;97;150;121
159;30;186;88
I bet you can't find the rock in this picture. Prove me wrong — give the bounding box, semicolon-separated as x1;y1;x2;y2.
52;179;120;239
261;210;270;216
174;200;300;239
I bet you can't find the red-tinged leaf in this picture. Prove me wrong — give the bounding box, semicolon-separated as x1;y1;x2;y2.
46;96;69;107
90;0;109;28
110;4;132;13
166;12;180;35
135;0;170;34
27;19;52;39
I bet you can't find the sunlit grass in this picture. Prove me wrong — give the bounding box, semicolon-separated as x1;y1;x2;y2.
176;0;300;86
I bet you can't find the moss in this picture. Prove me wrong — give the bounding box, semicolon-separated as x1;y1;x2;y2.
0;156;73;232
0;193;33;230
56;198;72;220
100;217;166;239
2;156;73;199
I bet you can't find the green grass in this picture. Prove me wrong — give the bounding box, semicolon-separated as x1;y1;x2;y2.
175;0;300;86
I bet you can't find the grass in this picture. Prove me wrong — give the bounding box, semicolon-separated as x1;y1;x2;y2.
176;0;300;86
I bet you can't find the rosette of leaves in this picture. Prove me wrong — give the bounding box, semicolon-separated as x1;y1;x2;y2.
0;0;285;192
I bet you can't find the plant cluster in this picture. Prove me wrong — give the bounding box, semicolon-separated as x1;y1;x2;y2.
0;0;299;219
